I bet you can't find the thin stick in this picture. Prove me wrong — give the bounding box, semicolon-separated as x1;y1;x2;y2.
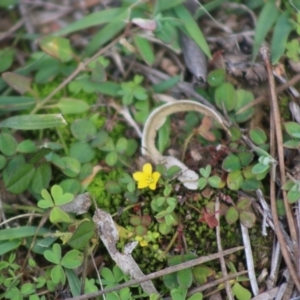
64;246;244;300
215;197;234;300
236;73;300;114
260;47;300;291
240;224;259;295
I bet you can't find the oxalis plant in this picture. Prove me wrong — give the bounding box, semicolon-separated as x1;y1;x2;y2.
4;0;299;298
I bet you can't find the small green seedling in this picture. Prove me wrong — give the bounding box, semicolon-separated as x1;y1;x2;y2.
38;185;74;223
198;165;222;190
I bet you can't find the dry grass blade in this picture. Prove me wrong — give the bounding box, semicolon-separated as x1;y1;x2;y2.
260;46;300;292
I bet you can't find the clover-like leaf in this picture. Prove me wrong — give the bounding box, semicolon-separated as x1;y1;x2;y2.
50;207;71;223
61;249;83;269
44;243;61;264
38;189;54;208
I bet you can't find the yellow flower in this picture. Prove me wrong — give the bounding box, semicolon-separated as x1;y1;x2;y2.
133;163;161;190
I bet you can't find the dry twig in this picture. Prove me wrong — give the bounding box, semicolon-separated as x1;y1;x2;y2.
261;47;300;291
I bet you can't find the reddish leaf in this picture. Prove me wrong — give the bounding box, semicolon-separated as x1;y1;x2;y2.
197;116;216;141
199;208;219;229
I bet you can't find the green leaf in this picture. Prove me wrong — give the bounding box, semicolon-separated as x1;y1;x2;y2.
0;240;22;256
215;82;236;112
0;132;18;156
188;293;203;300
200;165;211;178
249;128;267;145
5;163;35;194
276;199;286;216
283;140;300;149
0;114;67;130
193;265;214;285
271;12;293;64
105;151;118;166
134;35;155;66
152;76;181;93
90;61;106;83
208;176;221;188
174;5;211;58
252;0;279;59
70;141;95;163
54;8;125;36
284;122;300;139
222;154;241;172
198;177;207;190
71;119;96;141
0;96;35;111
227;170;243;191
38;36;73;62
61;157;81;177
241;179;260;191
20;283;35;295
52;185;74;206
163;272;178;290
0;226;49;241
116;137;128;153
56;98;90;115
68;221;94;250
2;72;32;94
251;162;269;174
44;243;61;264
60;179;82;194
225;206;239;224
61;249;83;269
0;48;16;72
84;9;128;56
238;152;254;167
237;198;252;210
51;264;65;284
207;69;226;87
234;89;255;123
287;189;300;203
0;155;7;170
232;282;251;300
177;268;193;288
31;163;52;195
154;0;185;12
16;140;36;155
50;207;71;223
65;269;81;297
38;198;53;209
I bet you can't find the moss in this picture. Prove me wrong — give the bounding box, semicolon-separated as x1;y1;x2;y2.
87;169;126;213
279;96;291;121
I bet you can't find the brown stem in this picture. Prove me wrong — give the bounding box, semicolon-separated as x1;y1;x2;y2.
261;47;300;291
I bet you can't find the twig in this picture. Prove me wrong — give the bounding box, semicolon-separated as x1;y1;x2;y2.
188;270;248;296
64;246;244;300
240;223;259;296
267;240;282;289
30;33;125;114
215;197;234;300
260;47;300;291
0;18;26;41
236;73;300;115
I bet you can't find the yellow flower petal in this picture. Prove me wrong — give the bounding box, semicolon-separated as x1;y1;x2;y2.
143;163;152;175
138;180;149;189
152;172;161;182
133;171;144;181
